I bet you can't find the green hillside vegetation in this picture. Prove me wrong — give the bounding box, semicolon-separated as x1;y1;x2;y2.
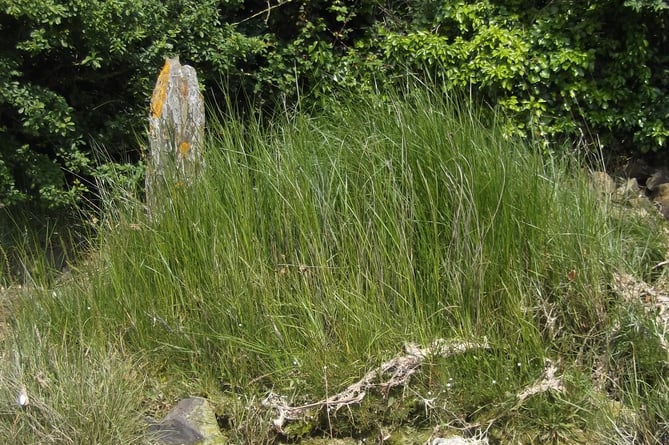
1;91;667;444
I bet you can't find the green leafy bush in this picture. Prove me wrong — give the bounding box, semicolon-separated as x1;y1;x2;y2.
0;0;265;208
0;0;382;208
2;0;669;209
380;0;669;153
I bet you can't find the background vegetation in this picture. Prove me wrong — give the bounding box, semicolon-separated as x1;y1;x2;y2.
1;0;669;209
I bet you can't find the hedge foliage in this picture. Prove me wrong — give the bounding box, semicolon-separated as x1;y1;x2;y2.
382;0;669;152
1;0;668;208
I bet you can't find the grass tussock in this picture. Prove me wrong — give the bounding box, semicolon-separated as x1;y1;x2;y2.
0;333;146;445
1;90;668;444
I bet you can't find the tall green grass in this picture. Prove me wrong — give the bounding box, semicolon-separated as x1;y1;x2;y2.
1;90;667;444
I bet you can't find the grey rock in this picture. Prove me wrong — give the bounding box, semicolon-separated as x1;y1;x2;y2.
651;183;669;219
645;169;669;192
590;171;616;195
615;178;642;202
146;57;205;217
148;418;204;445
147;397;225;445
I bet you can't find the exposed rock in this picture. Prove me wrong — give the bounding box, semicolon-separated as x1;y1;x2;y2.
609;168;669;219
147;397;225;445
651;183;669;219
626;193;657;216
590;171;616;195
645;169;669;192
615;178;642;202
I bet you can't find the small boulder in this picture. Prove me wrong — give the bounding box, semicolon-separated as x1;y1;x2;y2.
615;178;642;202
651;183;669;219
147;397;225;445
645;169;669;192
590;171;616;195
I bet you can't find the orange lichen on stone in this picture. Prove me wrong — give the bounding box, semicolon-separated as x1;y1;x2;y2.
181;78;189;97
151;60;171;118
178;141;191;158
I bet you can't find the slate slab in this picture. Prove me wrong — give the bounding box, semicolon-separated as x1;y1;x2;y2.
147;397;225;445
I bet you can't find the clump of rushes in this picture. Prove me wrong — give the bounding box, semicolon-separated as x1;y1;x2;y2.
1;88;666;444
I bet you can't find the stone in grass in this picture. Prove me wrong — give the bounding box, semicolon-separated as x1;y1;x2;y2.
651;183;669;219
590;171;616;195
615;178;642;202
645;169;669;192
147;397;225;445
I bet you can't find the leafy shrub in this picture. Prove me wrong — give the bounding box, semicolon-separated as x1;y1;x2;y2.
380;0;669;153
0;0;265;208
0;0;382;208
2;0;669;209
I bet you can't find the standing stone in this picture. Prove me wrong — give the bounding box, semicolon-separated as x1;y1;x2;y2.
146;57;205;213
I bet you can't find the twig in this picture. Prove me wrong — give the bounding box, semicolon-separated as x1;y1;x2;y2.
515;359;564;404
262;338;489;432
652;259;669;270
233;0;293;25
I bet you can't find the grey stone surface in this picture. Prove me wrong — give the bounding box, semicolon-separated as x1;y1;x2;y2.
615;178;642;201
590;171;616;195
645;169;669;192
651;183;669;219
146;57;206;215
147;397;225;445
148;417;204;445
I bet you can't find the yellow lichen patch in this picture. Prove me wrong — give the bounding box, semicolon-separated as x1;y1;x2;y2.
150;60;171;118
178;141;191;158
181;78;189;98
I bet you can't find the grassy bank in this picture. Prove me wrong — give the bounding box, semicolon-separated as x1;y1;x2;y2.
1;90;668;444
